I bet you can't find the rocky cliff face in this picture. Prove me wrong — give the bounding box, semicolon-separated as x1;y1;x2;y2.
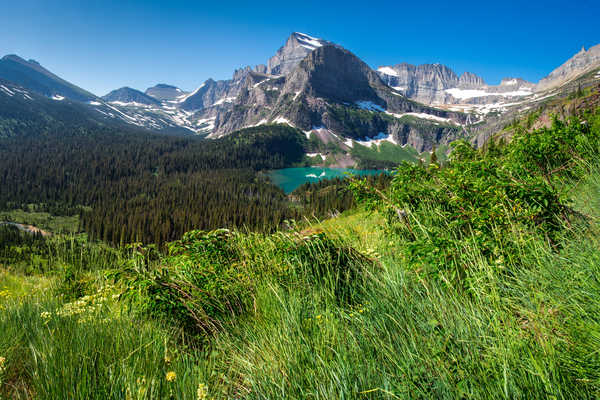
459;72;485;88
377;62;535;105
102;87;160;105
537;44;600;92
211;44;467;150
377;63;473;103
266;32;331;76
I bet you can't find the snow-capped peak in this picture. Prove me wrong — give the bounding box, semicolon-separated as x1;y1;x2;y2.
176;82;206;103
293;32;326;51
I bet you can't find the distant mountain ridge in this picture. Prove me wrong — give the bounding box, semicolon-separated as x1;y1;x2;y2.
102;87;160;105
0;32;599;156
0;55;96;102
376;63;535;105
537;44;600;91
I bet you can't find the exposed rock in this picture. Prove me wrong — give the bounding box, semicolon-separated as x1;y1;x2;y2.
211;44;467;150
459;72;485;88
377;63;461;104
537;44;600;91
266;32;332;76
377;62;535;105
102;87;160;105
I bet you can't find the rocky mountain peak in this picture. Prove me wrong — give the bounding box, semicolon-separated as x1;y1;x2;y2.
537;43;600;91
289;44;384;103
266;32;332;76
0;53;96;102
459;72;485;88
102;87;160;105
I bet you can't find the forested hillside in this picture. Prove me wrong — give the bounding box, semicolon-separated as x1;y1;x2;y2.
0;123;386;244
1;105;600;399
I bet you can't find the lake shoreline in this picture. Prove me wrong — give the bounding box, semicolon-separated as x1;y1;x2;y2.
266;167;387;194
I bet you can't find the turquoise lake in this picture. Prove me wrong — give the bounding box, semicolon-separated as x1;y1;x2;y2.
267;167;385;194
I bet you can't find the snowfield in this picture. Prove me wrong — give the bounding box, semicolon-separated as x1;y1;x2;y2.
378;67;399;77
295;32;325;51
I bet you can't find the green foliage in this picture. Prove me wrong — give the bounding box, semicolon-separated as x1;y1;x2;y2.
125;229;253;335
352;110;600;281
351;141;420;168
292;173;391;218
122;227;376;337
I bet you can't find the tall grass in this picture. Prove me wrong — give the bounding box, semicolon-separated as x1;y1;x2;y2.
1;173;600;399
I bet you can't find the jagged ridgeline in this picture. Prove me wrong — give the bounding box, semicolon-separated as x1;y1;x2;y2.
0;122;376;244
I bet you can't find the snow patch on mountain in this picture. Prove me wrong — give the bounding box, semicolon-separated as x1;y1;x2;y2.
294;32;325;51
109;101;151;108
272;116;295;127
378;67;399;77
355;132;398;147
176;83;206;103
212;96;236;106
385;111;455;124
0;85;14;96
446;87;533;100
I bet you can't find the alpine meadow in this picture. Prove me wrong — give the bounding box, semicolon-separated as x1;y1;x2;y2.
1;2;600;399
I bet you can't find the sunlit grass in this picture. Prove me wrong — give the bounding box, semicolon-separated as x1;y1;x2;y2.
1;170;600;399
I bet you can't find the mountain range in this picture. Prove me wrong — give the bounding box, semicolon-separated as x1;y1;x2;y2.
1;32;599;164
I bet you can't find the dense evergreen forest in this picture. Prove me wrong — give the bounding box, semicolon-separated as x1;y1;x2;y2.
0;122;386;244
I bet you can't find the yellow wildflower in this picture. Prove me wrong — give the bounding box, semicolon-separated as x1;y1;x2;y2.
197;382;208;400
166;371;177;382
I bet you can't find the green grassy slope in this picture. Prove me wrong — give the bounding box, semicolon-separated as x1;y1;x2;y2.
1;110;600;399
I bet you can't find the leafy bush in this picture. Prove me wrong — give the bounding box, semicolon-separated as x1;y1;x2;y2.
124;227;377;336
124;229;252;336
351;111;600;282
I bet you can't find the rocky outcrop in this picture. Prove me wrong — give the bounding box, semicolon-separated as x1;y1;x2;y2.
179;67;261;112
459;72;485;88
377;63;461;104
377;62;535;105
537;44;600;92
266;32;331;76
211;44;467;149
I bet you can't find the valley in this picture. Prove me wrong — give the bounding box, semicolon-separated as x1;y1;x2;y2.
1;16;600;400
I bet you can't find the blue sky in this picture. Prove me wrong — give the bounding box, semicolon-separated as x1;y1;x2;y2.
2;0;599;96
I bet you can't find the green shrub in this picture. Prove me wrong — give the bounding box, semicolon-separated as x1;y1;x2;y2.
351;111;600;282
124;229;253;336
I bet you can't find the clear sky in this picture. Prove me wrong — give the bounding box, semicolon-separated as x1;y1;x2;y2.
2;0;599;96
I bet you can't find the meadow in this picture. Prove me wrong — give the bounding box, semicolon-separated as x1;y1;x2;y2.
1;111;600;399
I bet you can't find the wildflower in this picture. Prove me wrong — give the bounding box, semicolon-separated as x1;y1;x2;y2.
166;371;177;382
197;382;208;400
0;356;5;373
40;311;51;321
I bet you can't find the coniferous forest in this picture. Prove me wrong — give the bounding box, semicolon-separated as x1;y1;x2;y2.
0;122;384;244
